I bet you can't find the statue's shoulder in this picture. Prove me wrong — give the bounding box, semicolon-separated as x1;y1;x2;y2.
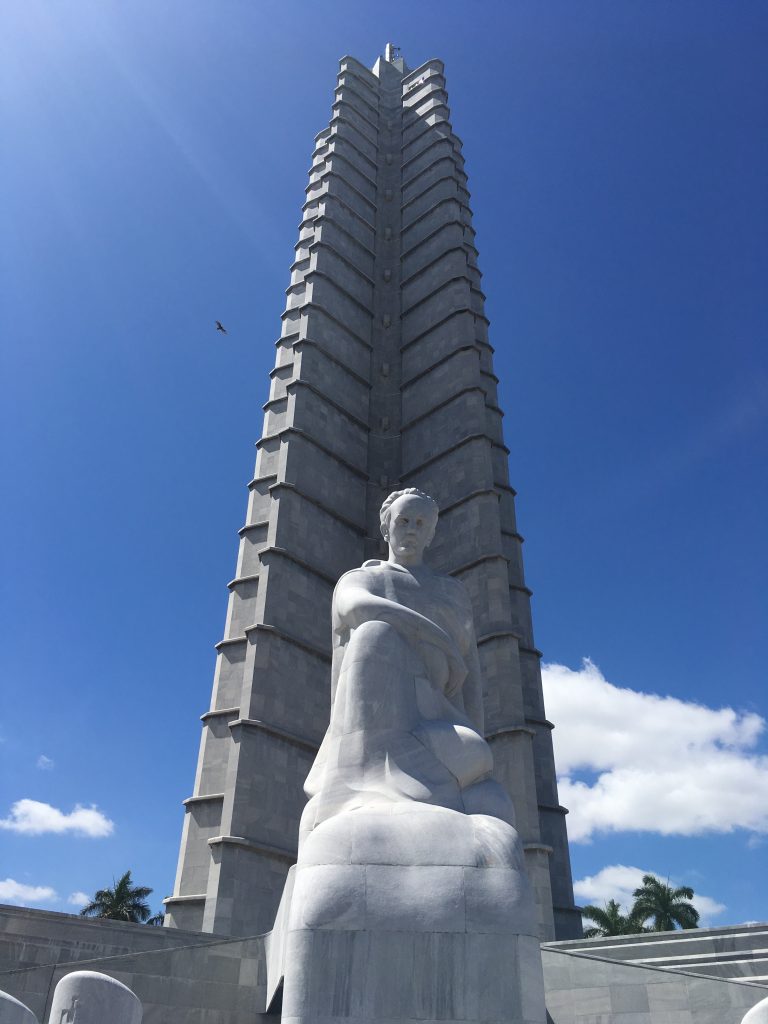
334;562;381;589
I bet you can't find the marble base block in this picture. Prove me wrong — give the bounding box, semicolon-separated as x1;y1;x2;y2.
279;805;546;1024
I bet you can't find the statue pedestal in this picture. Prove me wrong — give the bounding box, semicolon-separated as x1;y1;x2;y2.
274;805;546;1024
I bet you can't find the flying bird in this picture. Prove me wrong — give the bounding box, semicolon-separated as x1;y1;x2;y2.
215;320;227;334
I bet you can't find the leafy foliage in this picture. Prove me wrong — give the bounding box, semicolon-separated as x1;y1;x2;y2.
79;870;156;924
581;874;700;936
581;899;649;937
631;874;700;931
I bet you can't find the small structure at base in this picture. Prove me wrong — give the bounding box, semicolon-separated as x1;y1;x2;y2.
744;996;768;1023
0;989;38;1024
49;971;142;1024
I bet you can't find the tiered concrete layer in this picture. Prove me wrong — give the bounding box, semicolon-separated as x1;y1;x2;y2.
165;50;581;940
542;943;767;1024
545;923;768;986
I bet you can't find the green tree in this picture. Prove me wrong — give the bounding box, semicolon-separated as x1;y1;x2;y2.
79;870;154;924
631;874;700;931
581;899;648;937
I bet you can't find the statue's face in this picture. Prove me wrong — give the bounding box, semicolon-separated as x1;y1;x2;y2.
385;494;437;564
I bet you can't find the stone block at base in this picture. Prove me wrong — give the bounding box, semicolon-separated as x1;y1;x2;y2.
279;806;547;1024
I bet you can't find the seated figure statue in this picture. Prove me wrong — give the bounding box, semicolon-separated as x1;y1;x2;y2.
276;489;546;1024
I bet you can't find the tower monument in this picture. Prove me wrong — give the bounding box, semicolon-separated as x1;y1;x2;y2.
164;46;582;941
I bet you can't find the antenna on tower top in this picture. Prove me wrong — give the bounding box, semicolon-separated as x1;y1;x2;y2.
384;43;401;63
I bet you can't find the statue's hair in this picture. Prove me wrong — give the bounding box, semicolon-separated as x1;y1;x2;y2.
379;488;439;536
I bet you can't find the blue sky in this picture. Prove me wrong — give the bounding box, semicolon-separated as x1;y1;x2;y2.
1;0;766;928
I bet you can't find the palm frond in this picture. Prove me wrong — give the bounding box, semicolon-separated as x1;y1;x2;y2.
75;870;155;924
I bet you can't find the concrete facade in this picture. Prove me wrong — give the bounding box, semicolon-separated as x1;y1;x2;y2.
0;904;215;978
542;946;767;1024
545;923;768;987
0;905;267;1024
2;906;768;1024
164;47;580;942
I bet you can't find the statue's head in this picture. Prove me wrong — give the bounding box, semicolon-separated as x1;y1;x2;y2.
380;489;439;565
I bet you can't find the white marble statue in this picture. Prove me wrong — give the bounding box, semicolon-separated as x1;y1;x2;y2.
743;995;768;1023
277;489;546;1024
300;488;515;839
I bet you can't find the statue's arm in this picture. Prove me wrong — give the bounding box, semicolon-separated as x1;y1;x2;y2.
333;576;459;660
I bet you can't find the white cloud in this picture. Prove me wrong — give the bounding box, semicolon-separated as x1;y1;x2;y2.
0;799;114;837
542;659;768;842
68;891;90;907
574;864;726;926
36;755;54;770
0;878;58;905
574;864;646;909
690;894;728;924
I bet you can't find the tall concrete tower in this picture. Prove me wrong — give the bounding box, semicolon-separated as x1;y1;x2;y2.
164;47;582;941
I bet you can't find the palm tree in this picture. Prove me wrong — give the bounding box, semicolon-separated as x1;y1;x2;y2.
582;899;648;937
631;874;700;931
79;870;154;924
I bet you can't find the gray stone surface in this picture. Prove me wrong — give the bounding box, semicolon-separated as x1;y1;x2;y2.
0;904;214;977
545;922;768;986
0;990;37;1024
542;946;768;1024
3;904;768;1024
276;489;546;1023
0;905;267;1024
166;45;580;942
48;971;142;1024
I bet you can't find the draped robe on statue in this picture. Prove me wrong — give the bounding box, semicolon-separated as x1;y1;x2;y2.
299;560;517;838
275;557;546;1024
